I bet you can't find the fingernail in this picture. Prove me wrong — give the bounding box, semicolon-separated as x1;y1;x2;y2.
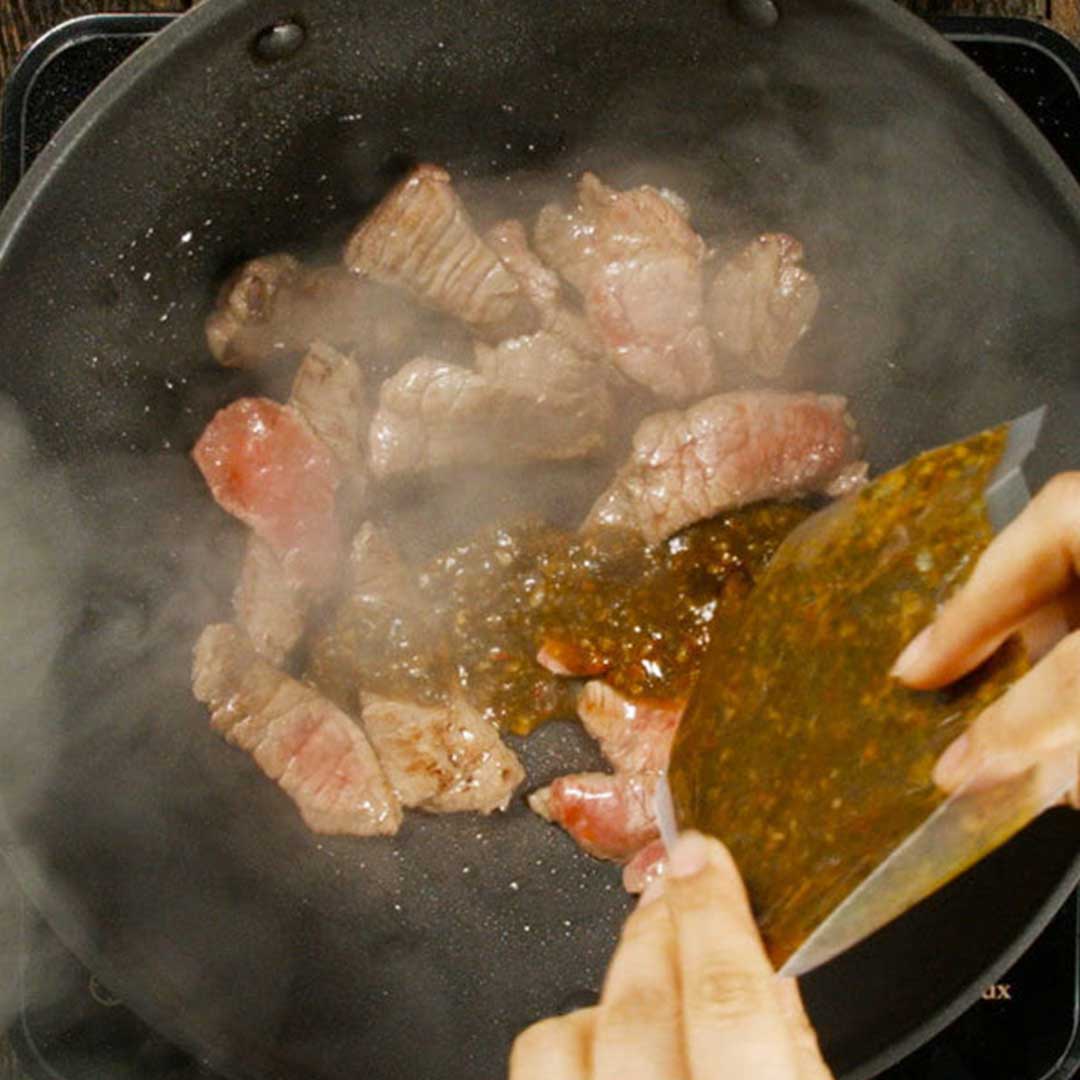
638;877;666;907
891;626;932;680
668;832;711;879
932;733;971;790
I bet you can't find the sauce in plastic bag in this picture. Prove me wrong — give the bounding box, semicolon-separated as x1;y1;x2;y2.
668;424;1027;966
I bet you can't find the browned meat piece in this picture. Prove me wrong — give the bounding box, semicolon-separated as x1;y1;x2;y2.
347;521;415;604
706;233;821;378
487;219;562;310
205;259;364;368
361;692;524;814
533;203;599;297
205;254;301;366
528;772;660;861
528;683;682;862
311;523;524;814
304;521;444;715
579;173;703;263
587;256;713;401
231;343;367;661
622;838;667;894
486;220;602;358
205;256;427;370
193;397;343;591
368;331;613;477
585;390;864;544
192;624;401;836
344;164;536;341
289;340;369;509
576;681;683;775
232;536;307;668
535;173;713;401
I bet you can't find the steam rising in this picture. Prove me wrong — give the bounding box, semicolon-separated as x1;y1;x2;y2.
0;3;1077;1073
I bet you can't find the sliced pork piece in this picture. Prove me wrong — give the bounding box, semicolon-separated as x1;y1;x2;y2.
306;522;439;713
348;521;416;603
533;203;599;296
486;220;602;358
193;396;342;588
289;340;369;509
585;390;864;544
205;254;443;370
310;522;524;814
536;639;609;678
345;164;536;341
586;256;713;401
205;254;301;367
528;772;659;861
487;219;562;310
529;683;681;863
193;624;401;836
707;233;821;378
361;692;524;814
232;536;307;667
579;172;704;263
369;332;613;477
229;344;366;662
576;681;683;775
535;172;713;400
623;838;667;894
205;260;363;368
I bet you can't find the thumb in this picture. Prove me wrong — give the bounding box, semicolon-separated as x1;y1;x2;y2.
934;630;1080;794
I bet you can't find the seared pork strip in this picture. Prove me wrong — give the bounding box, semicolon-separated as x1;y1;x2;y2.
622;838;667;894
528;683;682;862
528;772;660;861
313;523;525;813
193;624;401;836
361;692;524;814
369;331;613;477
306;522;439;713
576;681;683;775
347;520;415;602
205;254;301;367
289;341;370;508
232;536;307;668
205;260;361;369
533;203;598;297
707;233;821;378
535;173;713;400
230;343;368;661
345;164;536;341
585;390;864;544
535;640;609;678
486;220;602;358
205;255;437;370
193;397;342;588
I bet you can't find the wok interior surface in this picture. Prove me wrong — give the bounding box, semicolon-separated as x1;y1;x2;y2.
0;1;1078;1078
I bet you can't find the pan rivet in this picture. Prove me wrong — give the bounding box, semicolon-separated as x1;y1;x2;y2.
252;19;307;63
556;989;598;1014
730;0;780;29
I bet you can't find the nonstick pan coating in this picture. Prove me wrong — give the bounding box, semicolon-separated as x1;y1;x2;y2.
0;1;1079;1078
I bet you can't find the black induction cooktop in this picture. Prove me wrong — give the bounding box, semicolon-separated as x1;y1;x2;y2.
1;13;1079;1080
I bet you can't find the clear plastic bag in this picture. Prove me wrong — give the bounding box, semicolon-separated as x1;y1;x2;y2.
663;408;1067;976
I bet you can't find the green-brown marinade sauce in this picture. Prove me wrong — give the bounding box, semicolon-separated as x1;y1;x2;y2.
309;502;813;734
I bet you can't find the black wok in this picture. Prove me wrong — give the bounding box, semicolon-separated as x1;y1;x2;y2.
0;1;1078;1077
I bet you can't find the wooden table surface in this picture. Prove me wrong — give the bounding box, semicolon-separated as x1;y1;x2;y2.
0;0;1076;1077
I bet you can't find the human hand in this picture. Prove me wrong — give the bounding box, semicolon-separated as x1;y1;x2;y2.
891;473;1080;798
509;831;833;1080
